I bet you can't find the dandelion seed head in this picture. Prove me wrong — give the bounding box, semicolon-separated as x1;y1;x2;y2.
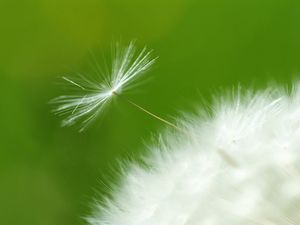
52;41;156;130
86;83;300;225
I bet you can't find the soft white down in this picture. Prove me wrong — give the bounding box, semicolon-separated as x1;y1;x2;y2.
87;85;300;225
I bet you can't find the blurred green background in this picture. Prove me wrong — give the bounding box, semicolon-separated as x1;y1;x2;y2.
1;0;300;224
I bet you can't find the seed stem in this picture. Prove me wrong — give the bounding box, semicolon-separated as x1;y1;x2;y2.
112;91;182;132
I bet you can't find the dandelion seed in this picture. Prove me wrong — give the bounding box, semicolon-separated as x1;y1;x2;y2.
52;41;159;131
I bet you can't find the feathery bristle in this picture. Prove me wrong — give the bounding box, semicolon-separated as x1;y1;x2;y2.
51;41;156;131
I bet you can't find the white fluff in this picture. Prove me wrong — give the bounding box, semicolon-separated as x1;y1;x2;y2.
87;85;300;225
51;41;156;131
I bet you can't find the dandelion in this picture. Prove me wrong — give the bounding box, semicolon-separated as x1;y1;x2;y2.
52;41;300;225
86;84;300;225
52;41;160;131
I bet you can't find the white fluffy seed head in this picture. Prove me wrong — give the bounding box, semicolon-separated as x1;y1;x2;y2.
51;41;156;131
87;84;300;225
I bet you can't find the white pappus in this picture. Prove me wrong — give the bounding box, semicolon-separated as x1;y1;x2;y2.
52;41;156;131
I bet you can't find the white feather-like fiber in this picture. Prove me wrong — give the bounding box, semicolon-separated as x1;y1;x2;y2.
51;42;156;131
88;84;300;225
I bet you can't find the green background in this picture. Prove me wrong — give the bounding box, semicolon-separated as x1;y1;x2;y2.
1;0;300;224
